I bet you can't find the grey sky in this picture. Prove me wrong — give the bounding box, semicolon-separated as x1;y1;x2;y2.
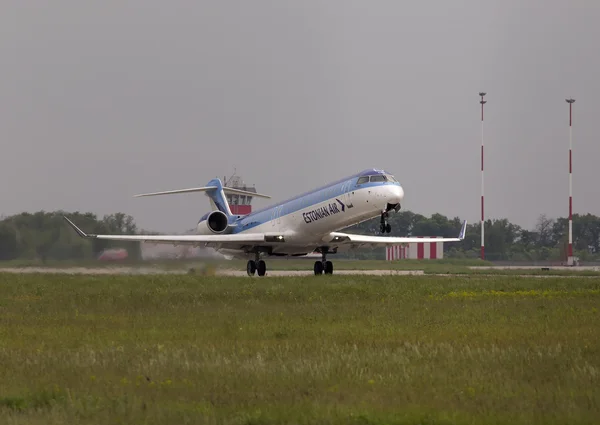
1;1;599;233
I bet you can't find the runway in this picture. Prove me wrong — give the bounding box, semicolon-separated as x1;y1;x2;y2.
469;265;600;271
0;267;425;276
1;267;597;278
219;269;425;277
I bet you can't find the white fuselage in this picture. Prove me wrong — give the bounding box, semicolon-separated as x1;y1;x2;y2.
199;180;404;257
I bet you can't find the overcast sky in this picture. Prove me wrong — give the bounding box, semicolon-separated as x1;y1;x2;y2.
1;1;599;233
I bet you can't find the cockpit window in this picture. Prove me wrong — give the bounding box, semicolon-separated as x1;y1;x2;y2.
385;174;397;182
356;176;369;185
370;175;386;182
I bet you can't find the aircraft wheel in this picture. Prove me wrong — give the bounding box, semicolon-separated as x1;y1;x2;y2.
324;261;333;275
257;260;267;276
246;260;256;276
314;261;324;275
386;223;391;233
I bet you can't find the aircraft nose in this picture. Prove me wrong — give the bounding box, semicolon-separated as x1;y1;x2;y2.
388;185;404;204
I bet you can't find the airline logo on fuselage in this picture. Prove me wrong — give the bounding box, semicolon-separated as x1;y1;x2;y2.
303;199;345;224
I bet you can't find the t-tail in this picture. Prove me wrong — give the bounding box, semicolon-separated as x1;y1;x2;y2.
133;178;271;217
203;178;233;215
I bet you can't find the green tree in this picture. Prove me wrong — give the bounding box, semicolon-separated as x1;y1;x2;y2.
0;210;143;263
0;223;18;260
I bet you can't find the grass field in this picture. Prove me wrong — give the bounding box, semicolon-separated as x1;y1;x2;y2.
0;273;599;424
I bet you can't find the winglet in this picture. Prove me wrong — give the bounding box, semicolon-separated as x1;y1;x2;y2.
458;220;467;240
63;216;94;238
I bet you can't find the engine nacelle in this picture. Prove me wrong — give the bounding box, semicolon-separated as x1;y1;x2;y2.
197;210;230;234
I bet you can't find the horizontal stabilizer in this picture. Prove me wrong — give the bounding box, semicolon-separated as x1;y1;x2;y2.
134;186;270;199
134;186;217;197
222;187;271;199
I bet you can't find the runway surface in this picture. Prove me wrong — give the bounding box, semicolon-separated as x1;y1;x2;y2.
0;267;424;276
470;265;600;271
1;267;597;278
220;269;425;277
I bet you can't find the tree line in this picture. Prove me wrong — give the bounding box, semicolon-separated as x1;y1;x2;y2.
344;211;600;262
1;209;599;263
0;211;142;262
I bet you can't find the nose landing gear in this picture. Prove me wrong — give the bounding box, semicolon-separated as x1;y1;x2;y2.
380;203;400;234
380;211;391;234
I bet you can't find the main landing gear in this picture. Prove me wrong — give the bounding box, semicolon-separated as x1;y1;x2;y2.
246;249;336;277
246;252;266;276
314;249;333;275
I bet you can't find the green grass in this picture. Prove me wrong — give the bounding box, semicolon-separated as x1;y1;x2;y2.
0;273;599;424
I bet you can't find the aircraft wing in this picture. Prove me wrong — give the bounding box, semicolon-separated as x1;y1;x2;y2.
63;217;285;248
324;220;467;247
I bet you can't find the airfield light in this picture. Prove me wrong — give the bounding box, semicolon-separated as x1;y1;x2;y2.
566;98;575;266
479;92;487;260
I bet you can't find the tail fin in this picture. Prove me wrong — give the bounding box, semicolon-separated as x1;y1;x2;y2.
204;178;232;215
133;179;270;216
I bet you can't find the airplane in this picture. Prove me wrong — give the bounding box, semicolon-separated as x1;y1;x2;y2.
63;168;467;276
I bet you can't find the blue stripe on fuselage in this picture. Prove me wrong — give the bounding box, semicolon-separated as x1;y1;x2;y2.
232;169;400;233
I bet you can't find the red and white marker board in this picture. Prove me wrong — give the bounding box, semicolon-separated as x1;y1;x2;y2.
386;237;444;260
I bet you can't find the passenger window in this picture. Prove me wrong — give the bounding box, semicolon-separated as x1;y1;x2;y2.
357;176;369;185
370;175;386;182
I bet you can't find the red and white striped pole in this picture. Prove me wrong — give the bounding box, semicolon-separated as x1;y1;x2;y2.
479;92;487;260
566;98;575;266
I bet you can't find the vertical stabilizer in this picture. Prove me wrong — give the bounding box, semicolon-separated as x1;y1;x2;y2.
204;178;233;216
